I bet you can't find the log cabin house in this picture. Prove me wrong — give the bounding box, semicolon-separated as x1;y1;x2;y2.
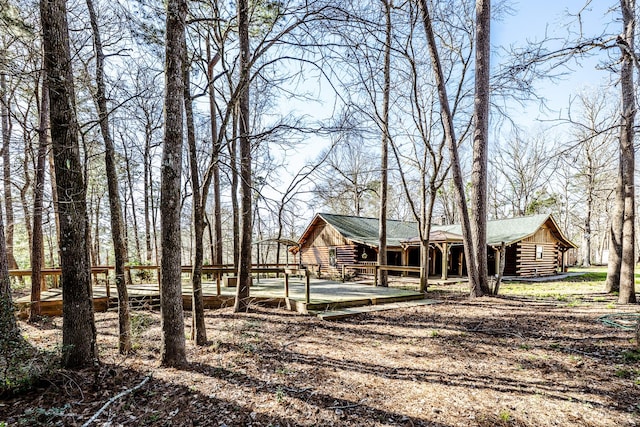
296;213;576;279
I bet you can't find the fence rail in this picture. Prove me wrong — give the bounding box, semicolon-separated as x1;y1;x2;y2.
11;264;312;305
341;264;422;284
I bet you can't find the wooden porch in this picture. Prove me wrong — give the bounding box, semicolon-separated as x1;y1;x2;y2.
13;267;426;318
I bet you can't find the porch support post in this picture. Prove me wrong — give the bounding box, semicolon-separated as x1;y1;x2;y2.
441;242;448;280
494;247;500;276
401;248;408;277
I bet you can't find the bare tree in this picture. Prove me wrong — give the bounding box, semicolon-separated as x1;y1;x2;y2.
160;0;188;366
490;132;557;217
0;182;20;343
40;0;97;368
417;0;481;295
0;72;18;271
610;0;636;303
86;0;132;353
30;69;48;321
183;46;207;345
234;0;252;312
469;0;491;296
377;0;392;287
563;90;617;267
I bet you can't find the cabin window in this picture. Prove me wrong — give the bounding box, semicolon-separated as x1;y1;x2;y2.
328;247;337;266
536;245;543;260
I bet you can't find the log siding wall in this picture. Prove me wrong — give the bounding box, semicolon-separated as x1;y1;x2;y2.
299;216;570;279
299;222;356;277
515;225;559;277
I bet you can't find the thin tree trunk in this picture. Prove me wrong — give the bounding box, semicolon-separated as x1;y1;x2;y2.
377;0;391;288
41;0;97;368
30;74;49;320
86;0;132;353
144;128;153;264
1;73;18;271
493;242;506;295
606;169;623;292
122;141;142;263
184;47;208;345
230;106;240;269
207;38;223;266
617;0;636;304
469;0;491;296
417;0;480;293
234;0;252;312
160;0;188;367
47;141;60;267
20;134;33;253
419;186;437;293
0;191;19;343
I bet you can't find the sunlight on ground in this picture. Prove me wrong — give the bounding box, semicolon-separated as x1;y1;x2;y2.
426;266;637;308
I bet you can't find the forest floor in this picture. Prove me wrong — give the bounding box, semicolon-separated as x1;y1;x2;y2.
2;271;640;426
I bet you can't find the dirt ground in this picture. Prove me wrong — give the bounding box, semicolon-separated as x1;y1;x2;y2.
1;288;640;426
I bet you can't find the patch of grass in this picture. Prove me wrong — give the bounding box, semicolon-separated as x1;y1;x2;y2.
622;349;640;362
563;271;607;282
275;367;292;375
499;409;512;422
1;337;58;398
131;312;154;337
241;342;256;354
275;386;285;404
615;368;633;378
429;330;440;338
606;303;616;310
19;404;70;426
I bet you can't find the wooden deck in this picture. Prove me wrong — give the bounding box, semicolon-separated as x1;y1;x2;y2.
14;277;426;317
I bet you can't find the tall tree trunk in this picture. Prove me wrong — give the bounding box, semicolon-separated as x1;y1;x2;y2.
47;142;60;267
30;73;49;321
377;0;391;288
469;0;491;296
230;106;240;269
86;0;132;353
207;39;223;266
144;127;153;264
419;185;437;293
582;203;592;267
160;0;187;366
184;48;208;346
417;0;480;293
0;192;20;344
41;0;97;368
122;141;142;263
617;0;636;304
20;128;33;254
606;169;623;292
234;0;252;313
1;73;18;270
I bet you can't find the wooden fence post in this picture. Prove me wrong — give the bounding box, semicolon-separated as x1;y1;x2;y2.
284;271;289;298
305;269;310;304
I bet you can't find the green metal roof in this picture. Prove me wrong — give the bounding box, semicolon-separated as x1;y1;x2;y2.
431;213;576;247
317;213;418;248
312;213;576;249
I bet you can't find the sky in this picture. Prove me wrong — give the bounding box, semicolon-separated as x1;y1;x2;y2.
263;0;622;229
493;0;617;127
